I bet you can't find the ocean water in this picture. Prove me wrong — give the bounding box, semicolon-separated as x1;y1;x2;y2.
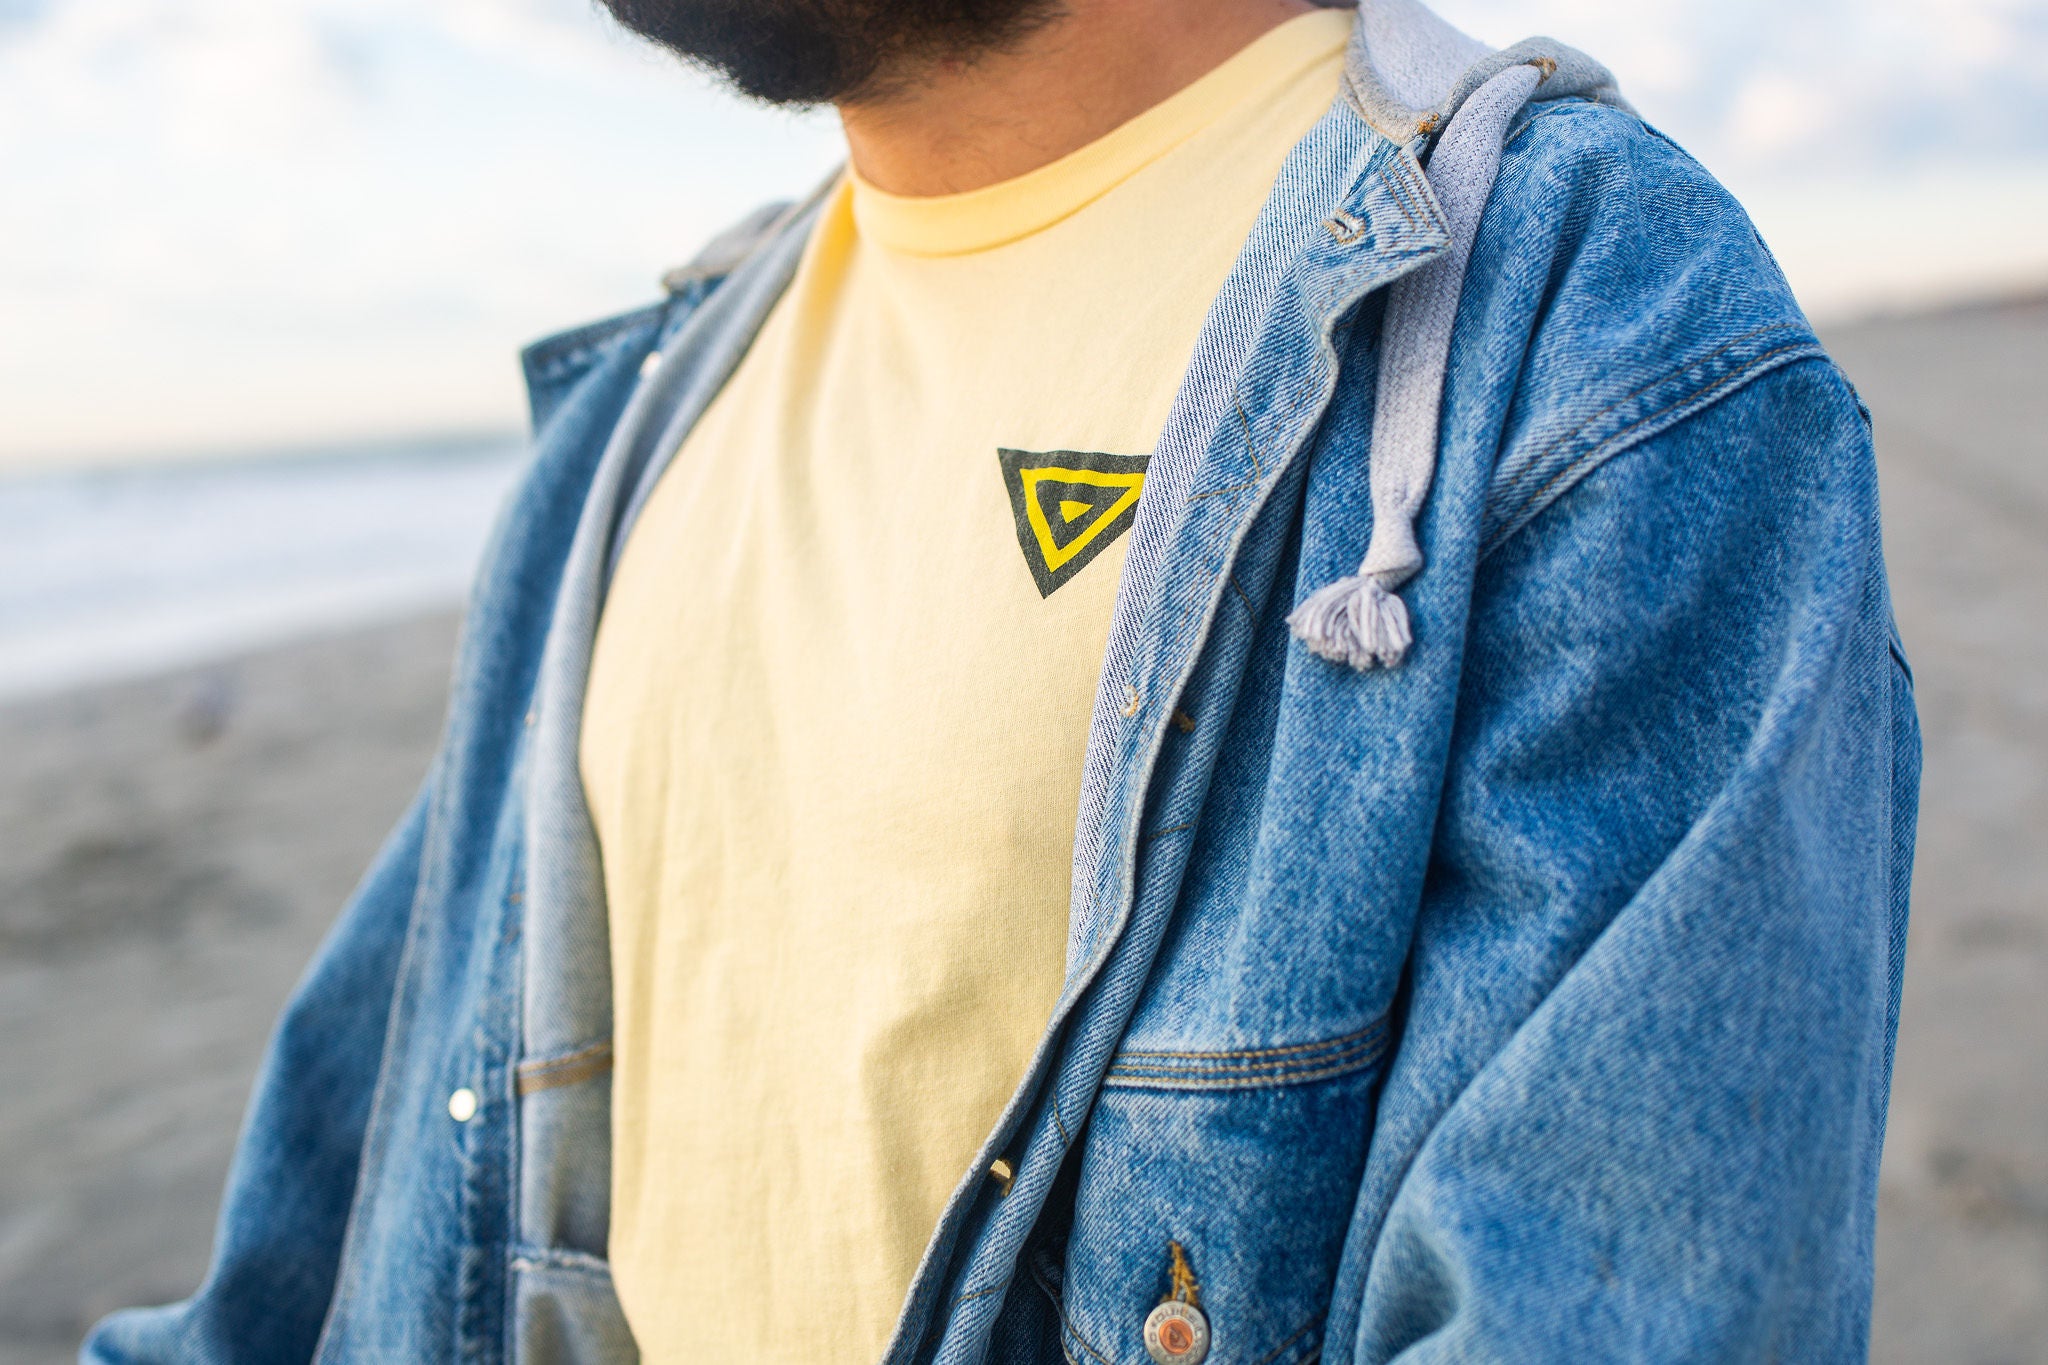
0;439;530;701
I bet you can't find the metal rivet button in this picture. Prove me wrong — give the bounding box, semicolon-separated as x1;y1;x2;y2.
639;350;662;377
447;1087;479;1122
1143;1300;1209;1364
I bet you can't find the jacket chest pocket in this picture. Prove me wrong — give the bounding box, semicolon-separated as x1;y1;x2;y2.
1041;1018;1388;1365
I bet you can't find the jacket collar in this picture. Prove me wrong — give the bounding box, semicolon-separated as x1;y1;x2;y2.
1341;0;1630;146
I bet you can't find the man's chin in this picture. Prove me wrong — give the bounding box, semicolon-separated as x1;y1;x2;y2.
595;0;1064;107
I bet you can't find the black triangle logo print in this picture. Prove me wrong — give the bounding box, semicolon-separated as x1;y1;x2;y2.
998;448;1151;598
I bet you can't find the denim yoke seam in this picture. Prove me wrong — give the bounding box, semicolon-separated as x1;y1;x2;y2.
1103;1018;1391;1091
1479;323;1820;561
1103;1055;1385;1092
1486;319;1800;534
1113;1019;1386;1063
1492;338;1820;552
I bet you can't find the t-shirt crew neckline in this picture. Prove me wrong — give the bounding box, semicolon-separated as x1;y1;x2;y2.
848;7;1354;257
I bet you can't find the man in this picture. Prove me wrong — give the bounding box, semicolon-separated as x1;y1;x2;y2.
88;0;1919;1361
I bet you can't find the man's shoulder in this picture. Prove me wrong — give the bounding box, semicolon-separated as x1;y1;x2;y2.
516;195;808;434
1457;96;1859;552
1481;94;1807;348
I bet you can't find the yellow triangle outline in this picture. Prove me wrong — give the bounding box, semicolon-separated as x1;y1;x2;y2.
1020;467;1146;572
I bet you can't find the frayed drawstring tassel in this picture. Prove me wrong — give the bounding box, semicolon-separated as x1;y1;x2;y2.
1288;570;1413;670
1292;506;1423;670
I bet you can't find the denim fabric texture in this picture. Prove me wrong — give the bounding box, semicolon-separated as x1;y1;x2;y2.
84;19;1919;1365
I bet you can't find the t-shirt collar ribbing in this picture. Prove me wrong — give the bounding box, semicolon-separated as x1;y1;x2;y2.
848;8;1355;257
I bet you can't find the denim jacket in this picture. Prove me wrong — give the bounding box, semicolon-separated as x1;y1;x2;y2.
86;8;1919;1364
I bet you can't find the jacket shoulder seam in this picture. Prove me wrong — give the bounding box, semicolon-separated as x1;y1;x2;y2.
1478;326;1827;561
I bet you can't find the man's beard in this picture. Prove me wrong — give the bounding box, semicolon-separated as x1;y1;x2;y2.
597;0;1067;105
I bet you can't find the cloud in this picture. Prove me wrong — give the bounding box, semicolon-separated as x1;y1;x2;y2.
2;0;2044;463
0;0;53;28
0;0;841;462
1435;0;2048;176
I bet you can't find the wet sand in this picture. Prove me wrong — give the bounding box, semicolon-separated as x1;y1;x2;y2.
0;614;460;1362
1;297;2043;1361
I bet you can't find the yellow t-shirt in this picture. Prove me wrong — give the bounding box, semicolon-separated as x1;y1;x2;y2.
580;11;1351;1362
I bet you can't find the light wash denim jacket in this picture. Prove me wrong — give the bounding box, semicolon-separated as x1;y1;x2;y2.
87;10;1920;1365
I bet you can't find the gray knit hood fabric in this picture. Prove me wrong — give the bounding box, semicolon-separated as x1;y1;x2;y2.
1288;0;1628;670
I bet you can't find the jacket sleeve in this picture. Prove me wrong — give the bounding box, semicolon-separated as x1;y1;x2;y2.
81;784;431;1364
1348;358;1921;1362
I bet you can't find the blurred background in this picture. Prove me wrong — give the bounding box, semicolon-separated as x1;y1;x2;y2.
2;0;2044;1360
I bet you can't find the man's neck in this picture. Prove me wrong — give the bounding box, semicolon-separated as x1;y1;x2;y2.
840;0;1324;197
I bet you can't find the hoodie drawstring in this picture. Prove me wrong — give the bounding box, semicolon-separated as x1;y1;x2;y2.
1287;59;1546;671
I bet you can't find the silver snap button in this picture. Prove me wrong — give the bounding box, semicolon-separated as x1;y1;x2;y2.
447;1087;479;1122
639;350;662;377
1143;1300;1209;1364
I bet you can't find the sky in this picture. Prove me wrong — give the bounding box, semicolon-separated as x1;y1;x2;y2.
3;0;2046;467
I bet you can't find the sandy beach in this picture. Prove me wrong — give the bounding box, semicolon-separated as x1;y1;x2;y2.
1832;295;2048;1363
0;614;460;1362
2;296;2043;1362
